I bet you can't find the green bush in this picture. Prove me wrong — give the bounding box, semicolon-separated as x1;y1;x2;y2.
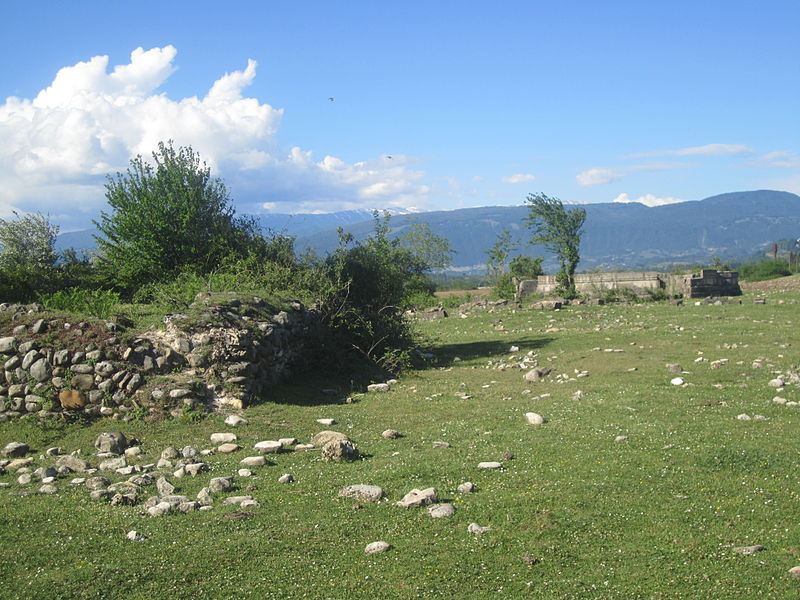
738;259;792;282
38;288;120;319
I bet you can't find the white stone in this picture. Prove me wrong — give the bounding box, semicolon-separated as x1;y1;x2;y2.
524;412;545;425
278;473;294;484
224;415;247;426
127;530;145;541
427;503;455;518
253;440;282;454
396;487;437;508
237;469;252;477
365;541;391;554
670;377;685;386
367;383;390;393
736;414;752;421
316;418;337;426
210;433;237;444
240;456;267;467
468;523;491;534
478;461;503;470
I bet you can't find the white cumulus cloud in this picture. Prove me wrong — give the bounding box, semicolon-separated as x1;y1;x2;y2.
0;46;429;229
576;167;622;186
612;193;685;207
502;173;536;184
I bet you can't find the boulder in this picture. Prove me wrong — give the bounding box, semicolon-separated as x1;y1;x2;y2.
95;432;128;454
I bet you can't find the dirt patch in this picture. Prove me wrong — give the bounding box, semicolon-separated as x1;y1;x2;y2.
740;274;800;292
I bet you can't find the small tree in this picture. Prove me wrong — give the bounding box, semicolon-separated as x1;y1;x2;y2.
485;229;516;283
524;193;586;298
0;211;58;270
95;141;258;294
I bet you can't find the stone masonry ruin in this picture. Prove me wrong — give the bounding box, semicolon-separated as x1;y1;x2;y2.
0;294;320;423
516;269;741;301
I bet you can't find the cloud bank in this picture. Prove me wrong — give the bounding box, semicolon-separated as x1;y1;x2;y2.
0;46;429;228
576;167;622;186
502;173;536;184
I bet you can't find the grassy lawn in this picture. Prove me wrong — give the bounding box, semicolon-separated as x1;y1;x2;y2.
2;291;800;599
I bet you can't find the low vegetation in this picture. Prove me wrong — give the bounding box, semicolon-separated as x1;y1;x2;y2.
2;287;800;598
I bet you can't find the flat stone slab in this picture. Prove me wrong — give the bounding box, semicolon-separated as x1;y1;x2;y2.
210;433;237;444
240;456;267;467
396;487;437;508
477;462;503;470
253;441;282;454
365;541;391;554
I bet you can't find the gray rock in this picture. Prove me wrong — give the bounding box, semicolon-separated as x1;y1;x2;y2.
457;482;476;493
210;432;237;444
277;473;294;484
321;440;359;462
209;477;234;493
17;473;32;485
99;457;127;471
181;446;198;459
253;440;282;454
156;477;175;496
477;461;503;470
197;488;213;505
222;495;255;506
126;530;146;542
367;383;390;393
432;441;450;448
90;489;113;501
29;358;51;382
95;431;128;454
0;336;16;353
160;447;179;460
224;415;247;426
278;438;298;448
427;503;455;518
523;367;552;382
316;418;337;426
666;363;682;373
365;541;391;554
396;487;437;508
311;431;350;447
39;484;58;494
55;455;91;472
524;412;545;425
733;545;765;556
789;566;800;578
184;462;208;477
3;442;29;457
339;484;385;503
381;429;401;439
217;443;241;453
468;523;491;534
85;476;110;491
239;456;267;467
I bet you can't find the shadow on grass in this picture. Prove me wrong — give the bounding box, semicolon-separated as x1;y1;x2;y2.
252;368;386;408
428;336;556;368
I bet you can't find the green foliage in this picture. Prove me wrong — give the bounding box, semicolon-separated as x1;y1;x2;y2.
524;192;586;298
509;254;544;279
0;211;58;270
485;228;516;282
94;141;263;295
491;273;516;299
398;222;454;271
38;288;120;319
738;258;793;281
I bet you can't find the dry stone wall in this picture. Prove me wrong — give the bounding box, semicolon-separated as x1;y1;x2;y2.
0;295;320;423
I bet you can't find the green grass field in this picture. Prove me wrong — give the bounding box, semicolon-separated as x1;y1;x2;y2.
2;291;799;599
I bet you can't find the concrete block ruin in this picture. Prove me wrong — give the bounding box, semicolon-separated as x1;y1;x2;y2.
516;269;741;301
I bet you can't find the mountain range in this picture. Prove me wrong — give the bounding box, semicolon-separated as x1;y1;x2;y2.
56;190;800;272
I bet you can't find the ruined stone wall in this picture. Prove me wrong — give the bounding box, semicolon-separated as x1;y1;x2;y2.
517;269;741;300
0;296;321;422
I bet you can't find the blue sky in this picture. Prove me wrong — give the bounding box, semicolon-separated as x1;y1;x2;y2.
1;0;798;230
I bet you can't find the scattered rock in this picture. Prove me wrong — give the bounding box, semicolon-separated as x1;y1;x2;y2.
321;440;360;462
311;431;350;447
733;545;765;556
432;441;450;448
736;414;752;421
3;442;29;458
209;477;234;493
524;413;545;425
156;477;175;496
95;432;128;454
217;443;241;453
468;523;491;534
339;484;384;503
365;541;391;554
127;530;146;542
614;435;628;442
210;433;237;444
670;377;685;386
316;418;337;426
478;462;503;470
253;441;282;454
381;429;401;439
789;566;800;578
367;383;390;393
428;503;455;518
396;487;437;508
666;363;682;373
523;367;552;382
277;474;294;484
457;482;475;493
224;415;247;426
240;456;267;467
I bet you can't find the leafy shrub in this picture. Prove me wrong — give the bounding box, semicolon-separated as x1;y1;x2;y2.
738;259;792;282
39;288;120;319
